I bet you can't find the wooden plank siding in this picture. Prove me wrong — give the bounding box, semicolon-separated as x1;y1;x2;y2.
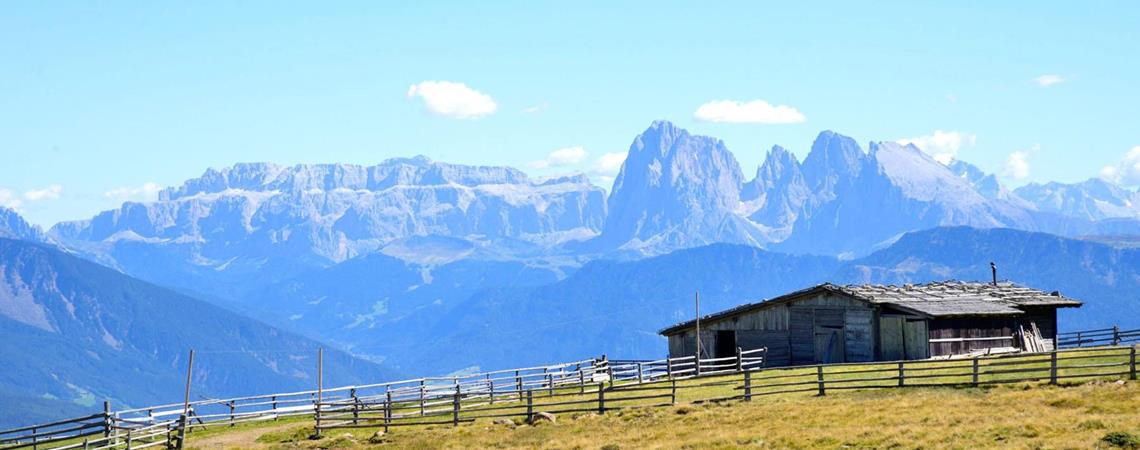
927;317;1014;356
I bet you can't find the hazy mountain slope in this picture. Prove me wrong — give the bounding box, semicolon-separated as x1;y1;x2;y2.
0;238;395;426
835;226;1140;330
398;245;840;371
240;251;568;371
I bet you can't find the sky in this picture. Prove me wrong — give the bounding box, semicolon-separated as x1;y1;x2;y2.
1;1;1138;226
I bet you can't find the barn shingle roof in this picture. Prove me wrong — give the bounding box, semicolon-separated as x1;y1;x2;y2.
659;281;1082;335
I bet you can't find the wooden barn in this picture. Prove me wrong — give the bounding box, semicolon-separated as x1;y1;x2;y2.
659;281;1082;366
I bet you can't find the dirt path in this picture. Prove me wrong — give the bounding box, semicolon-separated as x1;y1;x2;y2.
183;422;301;450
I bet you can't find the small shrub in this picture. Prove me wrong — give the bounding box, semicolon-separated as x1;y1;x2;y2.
1102;431;1140;449
1077;419;1107;431
1046;397;1083;408
600;444;621;450
674;405;695;415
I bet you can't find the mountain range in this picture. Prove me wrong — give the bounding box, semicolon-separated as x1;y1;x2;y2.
5;120;1140;424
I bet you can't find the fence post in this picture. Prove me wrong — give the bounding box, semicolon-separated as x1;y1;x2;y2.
452;385;461;427
816;365;825;396
228;401;235;427
666;357;673;379
637;362;644;384
1113;326;1121;346
1050;351;1058;385
525;390;534;423
384;390;392;433
972;357;980;387
272;395;278;421
515;370;523;401
671;379;677;405
125;429;132;450
695;354;702;376
103;401;112;440
736;347;743;372
350;388;359;425
1076;331;1083;347
1130;345;1137;380
419;380;426;417
597;383;606;414
31;426;37;450
743;370;752;402
579;367;586;394
897;362;905;387
548;372;555;396
489;380;496;404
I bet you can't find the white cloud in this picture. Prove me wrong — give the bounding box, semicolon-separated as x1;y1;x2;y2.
0;189;20;209
521;102;548;115
593;152;627;176
896;130;977;165
1100;146;1140;186
693;99;806;124
528;146;588;169
406;81;497;119
587;152;628;190
1003;145;1039;180
945;93;958;103
1033;74;1065;87
104;182;162;202
23;185;62;201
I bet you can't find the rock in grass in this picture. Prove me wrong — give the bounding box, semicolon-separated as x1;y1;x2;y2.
368;430;387;444
492;418;516;428
529;412;556;425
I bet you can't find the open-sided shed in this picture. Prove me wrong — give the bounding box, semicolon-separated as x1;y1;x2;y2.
658;281;1082;366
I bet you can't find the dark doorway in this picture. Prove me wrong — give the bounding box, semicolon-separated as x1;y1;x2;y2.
714;330;737;358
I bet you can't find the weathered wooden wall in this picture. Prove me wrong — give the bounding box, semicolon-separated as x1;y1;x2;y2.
668;292;875;367
927;317;1014;356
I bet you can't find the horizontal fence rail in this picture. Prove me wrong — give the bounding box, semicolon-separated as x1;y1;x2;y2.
6;323;1140;449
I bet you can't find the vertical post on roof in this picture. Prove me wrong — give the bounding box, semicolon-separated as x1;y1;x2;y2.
694;290;701;369
990;262;997;286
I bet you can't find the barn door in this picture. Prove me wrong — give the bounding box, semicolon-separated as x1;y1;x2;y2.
714;330;737;358
880;316;905;360
904;319;929;359
814;327;845;364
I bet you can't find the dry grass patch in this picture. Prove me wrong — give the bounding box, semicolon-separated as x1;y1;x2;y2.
187;381;1140;449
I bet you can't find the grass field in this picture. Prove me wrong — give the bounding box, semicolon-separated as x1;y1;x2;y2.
181;378;1140;449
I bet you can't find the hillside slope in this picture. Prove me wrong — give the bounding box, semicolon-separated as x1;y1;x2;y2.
0;238;396;427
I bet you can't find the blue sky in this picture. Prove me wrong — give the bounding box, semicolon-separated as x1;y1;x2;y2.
1;1;1138;226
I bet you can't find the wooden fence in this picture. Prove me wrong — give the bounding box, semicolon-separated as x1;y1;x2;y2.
312;347;768;433
1058;326;1140;348
4;323;1139;450
0;402;175;450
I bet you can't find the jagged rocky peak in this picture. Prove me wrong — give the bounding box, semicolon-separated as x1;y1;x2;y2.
609;120;744;209
800;130;865;197
597;120;762;252
742;145;803;201
160;157;538;201
947;159;1007;200
0;207;47;243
